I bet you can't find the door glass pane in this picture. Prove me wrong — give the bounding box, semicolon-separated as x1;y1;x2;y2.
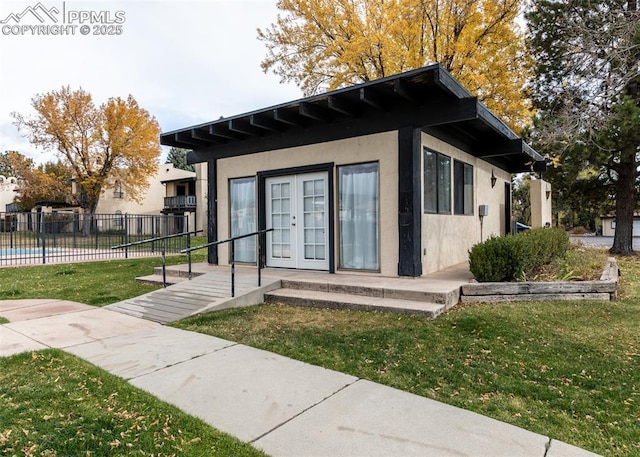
271;182;291;259
339;163;379;270
302;177;325;260
230;177;256;262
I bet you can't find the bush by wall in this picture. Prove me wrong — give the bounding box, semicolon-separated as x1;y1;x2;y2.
469;228;569;282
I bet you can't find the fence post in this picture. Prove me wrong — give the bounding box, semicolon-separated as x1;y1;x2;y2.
161;238;167;288
95;215;99;250
124;213;129;259
42;231;46;265
151;217;155;253
231;239;235;297
257;231;262;287
187;229;192;280
73;213;78;249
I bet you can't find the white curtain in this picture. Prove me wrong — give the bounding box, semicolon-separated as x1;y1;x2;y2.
230;177;256;263
339;163;379;270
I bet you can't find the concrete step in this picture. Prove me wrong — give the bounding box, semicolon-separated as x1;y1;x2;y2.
264;288;447;318
280;279;457;307
153;266;207;278
136;274;188;286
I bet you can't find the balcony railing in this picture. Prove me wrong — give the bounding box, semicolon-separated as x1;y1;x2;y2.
164;195;197;210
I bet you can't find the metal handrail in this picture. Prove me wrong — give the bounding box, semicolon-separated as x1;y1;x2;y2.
181;228;274;297
111;229;203;288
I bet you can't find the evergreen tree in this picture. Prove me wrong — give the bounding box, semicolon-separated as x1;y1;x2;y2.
527;0;640;254
166;147;194;172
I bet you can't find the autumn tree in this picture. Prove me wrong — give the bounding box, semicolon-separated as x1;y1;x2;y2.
527;0;640;254
166;147;194;172
2;150;71;210
258;0;532;131
12;86;161;216
0;150;24;177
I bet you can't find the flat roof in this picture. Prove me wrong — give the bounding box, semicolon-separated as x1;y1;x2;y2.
161;64;544;173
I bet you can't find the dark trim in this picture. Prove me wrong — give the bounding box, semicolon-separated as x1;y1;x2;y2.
398;126;422;277
257;163;335;273
207;159;218;264
504;182;512;235
168;64;543;173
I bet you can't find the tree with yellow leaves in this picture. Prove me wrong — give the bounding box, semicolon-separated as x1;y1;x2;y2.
2;150;72;211
12;87;161;216
259;0;532;131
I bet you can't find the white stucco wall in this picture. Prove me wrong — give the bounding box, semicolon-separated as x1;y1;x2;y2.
0;175;19;211
216;131;399;276
95;164;195;216
194;163;208;234
213;129;514;276
530;178;552;228
421;133;511;274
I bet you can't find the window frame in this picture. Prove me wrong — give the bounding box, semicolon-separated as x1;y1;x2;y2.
337;161;380;272
423;148;451;214
228;176;257;264
453;159;474;215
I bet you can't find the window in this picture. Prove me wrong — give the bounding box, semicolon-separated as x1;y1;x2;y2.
424;148;451;214
339;162;379;270
454;160;474;215
229;177;256;263
113;181;123;199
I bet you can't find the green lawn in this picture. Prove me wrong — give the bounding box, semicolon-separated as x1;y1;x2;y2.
174;256;640;457
0;237;208;306
1;247;637;455
0;350;266;457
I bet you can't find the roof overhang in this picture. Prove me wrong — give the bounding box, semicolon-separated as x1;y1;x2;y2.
161;64;545;173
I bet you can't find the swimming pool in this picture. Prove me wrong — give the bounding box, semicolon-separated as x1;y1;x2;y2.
0;248;46;256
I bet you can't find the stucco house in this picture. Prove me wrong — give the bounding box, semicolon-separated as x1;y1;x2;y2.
161;64;546;277
95;163;207;234
601;214;640;237
0;175;19;212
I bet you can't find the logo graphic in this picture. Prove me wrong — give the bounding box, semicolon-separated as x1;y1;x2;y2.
0;2;59;24
1;2;126;36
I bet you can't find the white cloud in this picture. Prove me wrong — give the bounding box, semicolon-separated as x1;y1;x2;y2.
0;0;302;163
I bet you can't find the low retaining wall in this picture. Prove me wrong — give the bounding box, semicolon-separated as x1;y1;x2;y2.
461;258;619;303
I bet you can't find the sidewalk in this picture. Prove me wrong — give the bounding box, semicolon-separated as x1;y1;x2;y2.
1;299;601;457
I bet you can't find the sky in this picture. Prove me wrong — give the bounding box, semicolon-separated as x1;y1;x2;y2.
0;0;303;165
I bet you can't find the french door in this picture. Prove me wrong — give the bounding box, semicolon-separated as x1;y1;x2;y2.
265;172;329;270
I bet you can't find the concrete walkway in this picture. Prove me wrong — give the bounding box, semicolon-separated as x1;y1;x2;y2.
0;299;601;457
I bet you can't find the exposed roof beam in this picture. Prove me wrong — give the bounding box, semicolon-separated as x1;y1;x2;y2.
421;97;478;127
228;118;261;136
394;79;419;105
209;124;241;140
191;128;219;143
327;96;357;116
299;102;330;121
434;66;472;98
359;87;385;110
174;132;209;147
273;108;305;127
250;114;282;132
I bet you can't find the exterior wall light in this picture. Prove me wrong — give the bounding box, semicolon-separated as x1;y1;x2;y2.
490;170;497;188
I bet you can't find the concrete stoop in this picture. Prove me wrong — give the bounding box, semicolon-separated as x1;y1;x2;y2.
265;279;458;318
135;266;208;286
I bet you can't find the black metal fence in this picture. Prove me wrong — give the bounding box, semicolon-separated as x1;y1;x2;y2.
0;212;190;266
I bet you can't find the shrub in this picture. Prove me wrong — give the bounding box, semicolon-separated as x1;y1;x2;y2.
469;235;522;282
469;228;570;282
